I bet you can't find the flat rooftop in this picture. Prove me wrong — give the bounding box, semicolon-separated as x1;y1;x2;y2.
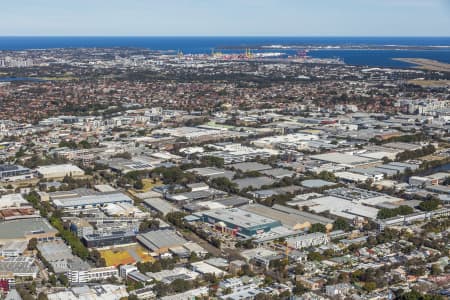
384;142;423;151
301;179;336;189
272;204;334;225
137;229;187;251
228;162;272;172
232;176;275;190
199;208;281;229
0;257;38;275
310;152;378;166
260;168;295;178
143;197;180;215
36;164;84;175
241;204;320;229
52;192;133;208
211;196;251;207
37;240;74;262
0;218;57;240
296;196;379;220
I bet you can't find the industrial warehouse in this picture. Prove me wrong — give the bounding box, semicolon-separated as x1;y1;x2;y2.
49;189;133;210
0;15;448;299
196;208;282;237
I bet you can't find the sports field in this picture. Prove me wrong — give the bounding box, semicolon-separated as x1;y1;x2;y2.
100;245;155;266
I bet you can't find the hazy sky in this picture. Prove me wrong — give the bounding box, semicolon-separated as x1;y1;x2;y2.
1;0;449;36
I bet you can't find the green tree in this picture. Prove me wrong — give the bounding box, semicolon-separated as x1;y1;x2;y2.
126;280;144;292
255;293;273;300
431;264;442;276
363;281;377;292
166;211;187;228
49;215;89;259
398;290;444;300
78;140;92;149
418;199;441;211
333;217;350;231
377;205;413;219
27;238;38;251
133;179;144;190
189;251;200;263
139;219;160;232
210;177;239;193
398;205;414;215
49;274;57;286
200;156;224;168
317;171;336;182
89;249;106;267
211;237;221;248
59;140;78;149
292;282;309;295
170;278;193;293
307;252;323;261
58;274;69;286
37;292;48;300
309;223;327;233
152;166;195;185
111;151;132;159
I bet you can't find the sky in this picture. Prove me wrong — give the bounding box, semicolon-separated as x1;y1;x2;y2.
0;0;449;36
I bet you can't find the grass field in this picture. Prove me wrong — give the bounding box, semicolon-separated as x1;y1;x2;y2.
128;179;163;197
142;178;163;191
129;178;164;194
206;121;235;129
100;245;155;266
135;247;154;262
101;249;135;266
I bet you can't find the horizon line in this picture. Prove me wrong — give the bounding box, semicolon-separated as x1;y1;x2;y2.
1;35;450;38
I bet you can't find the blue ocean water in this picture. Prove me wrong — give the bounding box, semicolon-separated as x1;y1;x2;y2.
0;77;45;82
0;36;449;67
310;49;450;68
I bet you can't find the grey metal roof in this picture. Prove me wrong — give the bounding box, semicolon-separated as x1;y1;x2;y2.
143;198;180;215
301;179;336;188
0;218;57;240
272;204;334;225
228;162;272;172
166;189;226;202
186;167;235;180
83;230;136;241
373;167;398;176
199;208;281;229
241;204;309;229
187;167;227;177
212;196;251;207
232;176;275;190
0;257;39;275
37;241;73;262
137;229;187;251
251;185;303;198
388;162;420;170
349;167;385;176
260;168;294;178
52;192;133;208
377;164;408;172
129;271;151;282
325;187;382;200
310;153;377;165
